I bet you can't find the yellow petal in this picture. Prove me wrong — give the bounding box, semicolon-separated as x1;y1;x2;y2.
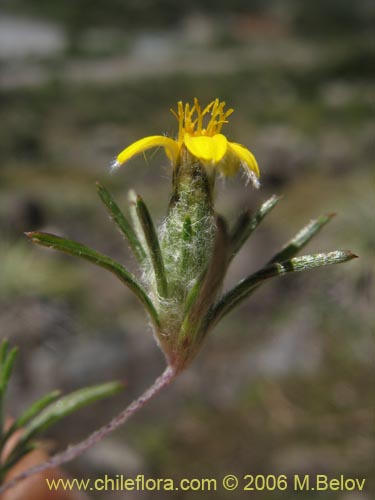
184;133;228;163
228;141;260;177
115;135;179;167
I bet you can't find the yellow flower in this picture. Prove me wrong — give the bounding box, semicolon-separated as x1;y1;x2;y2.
114;98;260;186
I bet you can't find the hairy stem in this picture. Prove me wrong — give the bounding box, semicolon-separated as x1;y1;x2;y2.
0;365;177;493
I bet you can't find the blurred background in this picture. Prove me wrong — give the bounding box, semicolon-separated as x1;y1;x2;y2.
0;1;373;499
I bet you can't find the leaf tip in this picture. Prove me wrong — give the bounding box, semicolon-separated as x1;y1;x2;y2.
348;251;359;260
25;231;40;242
327;212;337;219
271;193;283;204
24;231;45;243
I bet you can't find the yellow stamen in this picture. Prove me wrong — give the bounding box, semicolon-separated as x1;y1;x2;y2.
171;98;234;140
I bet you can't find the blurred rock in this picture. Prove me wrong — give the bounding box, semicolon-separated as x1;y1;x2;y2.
0;14;65;59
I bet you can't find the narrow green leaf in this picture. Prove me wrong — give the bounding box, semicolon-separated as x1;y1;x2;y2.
135;195;168;298
230;195;281;259
0;390;62;450
26;232;160;328
15;381;125;450
128;190;147;254
0;340;9;365
207;250;357;328
15;390;62;429
208;213;336;331
0;348;18;393
268;213;336;264
0;340;9;443
96;182;146;264
0;346;18;451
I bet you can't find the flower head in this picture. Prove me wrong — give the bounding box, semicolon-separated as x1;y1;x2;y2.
114;98;260;187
